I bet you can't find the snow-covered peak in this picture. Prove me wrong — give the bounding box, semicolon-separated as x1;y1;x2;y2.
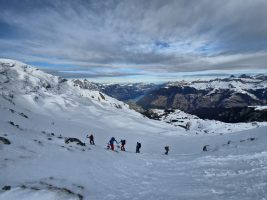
151;109;267;135
0;59;129;112
166;75;267;92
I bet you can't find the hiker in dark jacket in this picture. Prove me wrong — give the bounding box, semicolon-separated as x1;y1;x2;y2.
87;134;95;145
109;137;118;151
136;142;141;153
120;139;126;151
164;146;169;155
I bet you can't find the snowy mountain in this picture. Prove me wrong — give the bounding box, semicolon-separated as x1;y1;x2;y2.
1;59;267;200
146;109;267;135
137;75;267;122
167;74;267;91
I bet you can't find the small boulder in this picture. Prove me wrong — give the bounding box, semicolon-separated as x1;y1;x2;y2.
0;137;11;145
203;145;209;152
2;186;11;191
65;138;85;146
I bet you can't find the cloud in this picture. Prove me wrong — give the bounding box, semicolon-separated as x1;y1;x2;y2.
42;68;143;79
0;0;267;78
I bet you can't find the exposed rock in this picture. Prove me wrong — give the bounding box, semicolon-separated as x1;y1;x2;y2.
137;84;267;123
2;186;11;191
203;145;209;152
99;92;106;100
0;136;11;145
65;138;86;146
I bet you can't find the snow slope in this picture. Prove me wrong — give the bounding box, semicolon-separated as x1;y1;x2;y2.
151;109;267;134
1;59;267;200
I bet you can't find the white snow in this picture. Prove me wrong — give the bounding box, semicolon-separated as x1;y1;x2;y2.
167;76;267;95
1;59;267;200
255;106;267;111
151;109;267;135
0;187;80;200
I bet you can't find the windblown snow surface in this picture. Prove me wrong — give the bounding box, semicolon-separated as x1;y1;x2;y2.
0;59;267;200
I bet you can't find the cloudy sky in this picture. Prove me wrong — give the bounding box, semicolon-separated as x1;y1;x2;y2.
1;0;267;82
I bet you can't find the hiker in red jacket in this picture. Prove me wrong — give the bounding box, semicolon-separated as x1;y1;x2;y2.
109;137;118;151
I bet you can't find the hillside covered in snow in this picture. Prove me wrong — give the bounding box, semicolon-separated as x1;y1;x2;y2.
137;75;267;123
1;59;267;200
146;109;267;135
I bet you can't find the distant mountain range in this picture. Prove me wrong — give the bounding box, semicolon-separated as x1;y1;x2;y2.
73;74;267;123
72;79;159;101
136;75;267;122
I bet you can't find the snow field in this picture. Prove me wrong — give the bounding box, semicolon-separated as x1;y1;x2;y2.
1;59;267;199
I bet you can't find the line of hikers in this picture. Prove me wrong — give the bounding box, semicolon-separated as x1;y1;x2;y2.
86;134;169;155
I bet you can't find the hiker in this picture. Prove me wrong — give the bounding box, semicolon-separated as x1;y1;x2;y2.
87;134;95;145
136;142;141;153
109;137;118;151
120;139;126;151
164;146;169;155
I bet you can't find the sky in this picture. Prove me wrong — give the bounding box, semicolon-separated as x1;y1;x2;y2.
0;0;267;83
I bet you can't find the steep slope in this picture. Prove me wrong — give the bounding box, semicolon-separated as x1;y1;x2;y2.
0;59;180;146
1;59;267;200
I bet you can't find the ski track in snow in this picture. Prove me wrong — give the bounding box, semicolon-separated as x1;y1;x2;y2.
0;59;267;200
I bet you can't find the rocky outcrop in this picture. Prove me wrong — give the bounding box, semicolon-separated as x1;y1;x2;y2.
0;136;11;145
65;138;85;146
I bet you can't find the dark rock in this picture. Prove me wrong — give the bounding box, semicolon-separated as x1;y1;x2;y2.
59;78;68;83
203;145;209;151
21;185;27;189
30;186;40;191
19;113;28;118
78;194;83;200
2;186;11;191
114;104;122;109
99;92;106;100
0;136;11;145
65;138;86;146
9;121;15;126
8;121;22;130
9;109;15;113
